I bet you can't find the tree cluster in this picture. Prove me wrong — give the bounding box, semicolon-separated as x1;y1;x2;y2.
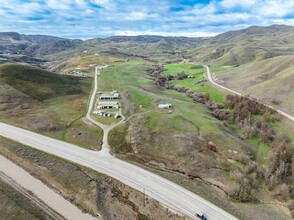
215;95;293;206
213;95;280;143
225;94;275;117
155;72;188;87
267;135;293;188
229;161;264;202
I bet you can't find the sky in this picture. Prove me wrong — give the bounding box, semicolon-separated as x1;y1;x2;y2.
0;0;294;39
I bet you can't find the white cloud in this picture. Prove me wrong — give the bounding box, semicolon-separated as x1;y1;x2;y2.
123;12;159;21
219;0;256;10
0;0;294;38
255;0;294;17
114;30;217;37
46;0;72;10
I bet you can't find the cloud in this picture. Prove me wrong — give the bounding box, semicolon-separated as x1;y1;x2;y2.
114;30;217;37
0;0;293;38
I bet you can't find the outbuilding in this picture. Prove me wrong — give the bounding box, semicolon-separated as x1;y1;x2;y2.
158;103;172;109
97;101;119;109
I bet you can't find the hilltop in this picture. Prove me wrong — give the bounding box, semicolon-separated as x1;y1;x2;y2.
0;32;81;57
188;25;294;65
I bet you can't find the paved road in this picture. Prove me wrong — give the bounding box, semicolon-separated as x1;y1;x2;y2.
203;65;294;122
0;122;238;220
0;171;65;220
0;155;97;220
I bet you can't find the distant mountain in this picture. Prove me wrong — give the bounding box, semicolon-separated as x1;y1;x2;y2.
0;32;81;56
106;35;204;43
26;34;66;43
190;25;294;65
0;32;30;42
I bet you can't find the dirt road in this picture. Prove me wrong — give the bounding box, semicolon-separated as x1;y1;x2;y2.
85;66;125;153
203;65;294;122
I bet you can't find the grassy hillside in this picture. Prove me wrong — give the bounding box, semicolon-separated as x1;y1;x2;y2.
0;64;82;101
217;55;294;115
99;58;292;219
0;63;102;149
52;55;125;74
188;25;294;65
161;63;227;103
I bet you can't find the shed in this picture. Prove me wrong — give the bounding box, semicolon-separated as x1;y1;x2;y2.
158;103;172;109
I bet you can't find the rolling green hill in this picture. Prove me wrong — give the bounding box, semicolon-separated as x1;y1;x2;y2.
0;64;83;101
0;63;102;149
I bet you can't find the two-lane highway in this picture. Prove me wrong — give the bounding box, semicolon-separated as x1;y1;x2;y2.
0;122;237;220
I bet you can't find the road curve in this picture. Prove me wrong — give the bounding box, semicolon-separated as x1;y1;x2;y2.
203;65;294;122
0;122;238;220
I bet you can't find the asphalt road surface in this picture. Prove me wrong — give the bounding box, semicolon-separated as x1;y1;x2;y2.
0;122;237;220
203;65;294;122
0;155;97;220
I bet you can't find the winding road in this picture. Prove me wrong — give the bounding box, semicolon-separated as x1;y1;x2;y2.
203;65;294;122
0;65;238;220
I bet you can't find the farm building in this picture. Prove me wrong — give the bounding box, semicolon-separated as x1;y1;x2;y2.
99;95;115;100
99;92;120;100
97;101;119;109
158;103;172;109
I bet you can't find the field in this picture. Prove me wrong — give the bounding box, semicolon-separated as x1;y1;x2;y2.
162;63;227;103
53;54;125;75
0;63;103;149
161;63;204;77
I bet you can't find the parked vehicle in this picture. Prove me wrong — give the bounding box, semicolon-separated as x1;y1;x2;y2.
196;211;208;220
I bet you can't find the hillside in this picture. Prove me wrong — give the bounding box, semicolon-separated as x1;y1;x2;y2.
189;25;294;65
217;55;294;115
0;32;81;57
0;64;82;101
